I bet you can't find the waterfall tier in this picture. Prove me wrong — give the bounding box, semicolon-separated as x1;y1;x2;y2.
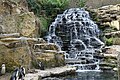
45;8;104;71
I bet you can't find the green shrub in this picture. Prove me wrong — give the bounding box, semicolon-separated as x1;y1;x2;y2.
39;16;49;37
27;0;69;36
105;38;113;46
37;0;69;16
27;0;41;16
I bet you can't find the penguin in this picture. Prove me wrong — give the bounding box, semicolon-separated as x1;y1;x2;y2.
38;62;44;70
1;64;5;75
10;68;19;80
19;66;25;80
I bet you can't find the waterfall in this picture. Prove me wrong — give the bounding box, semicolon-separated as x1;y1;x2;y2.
45;8;104;71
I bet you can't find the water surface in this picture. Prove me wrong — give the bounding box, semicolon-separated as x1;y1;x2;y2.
65;71;118;80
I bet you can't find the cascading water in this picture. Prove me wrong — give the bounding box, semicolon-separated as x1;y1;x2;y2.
45;8;104;71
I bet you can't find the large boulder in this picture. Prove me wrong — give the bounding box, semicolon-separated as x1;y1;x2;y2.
0;0;38;37
0;39;31;72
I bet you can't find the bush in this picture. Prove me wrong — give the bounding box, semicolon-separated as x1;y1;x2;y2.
37;0;69;16
27;0;41;16
39;16;49;37
27;0;69;37
105;38;113;46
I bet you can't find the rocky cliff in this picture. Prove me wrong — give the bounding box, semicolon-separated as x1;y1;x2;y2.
0;0;65;72
0;0;39;37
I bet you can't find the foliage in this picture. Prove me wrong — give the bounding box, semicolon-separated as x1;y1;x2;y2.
79;0;86;7
27;0;69;36
39;16;49;37
27;0;41;16
27;0;68;16
37;0;69;16
105;38;113;46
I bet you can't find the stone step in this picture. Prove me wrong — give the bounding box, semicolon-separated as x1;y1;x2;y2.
35;50;66;54
24;66;76;80
34;43;60;51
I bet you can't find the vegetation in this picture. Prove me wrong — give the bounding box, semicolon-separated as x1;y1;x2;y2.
37;0;69;16
105;37;113;46
79;0;86;7
27;0;69;37
27;0;41;16
27;0;88;37
39;16;49;37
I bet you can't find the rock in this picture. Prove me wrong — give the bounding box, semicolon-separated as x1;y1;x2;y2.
33;43;65;69
17;12;36;37
0;33;20;38
34;43;61;52
0;37;45;72
24;66;76;80
0;25;5;33
0;0;66;74
2;12;37;37
100;66;113;71
0;0;38;37
103;46;119;58
113;67;118;71
0;43;31;72
43;77;63;80
111;20;120;30
90;4;120;30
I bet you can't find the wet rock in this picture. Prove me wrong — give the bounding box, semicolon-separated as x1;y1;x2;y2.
100;66;113;71
113;67;118;71
46;8;104;71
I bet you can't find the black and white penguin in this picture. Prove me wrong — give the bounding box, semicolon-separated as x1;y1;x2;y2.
38;62;44;70
1;64;5;75
10;68;19;80
19;66;25;80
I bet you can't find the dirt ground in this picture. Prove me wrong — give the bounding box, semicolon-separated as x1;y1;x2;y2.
0;73;11;80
